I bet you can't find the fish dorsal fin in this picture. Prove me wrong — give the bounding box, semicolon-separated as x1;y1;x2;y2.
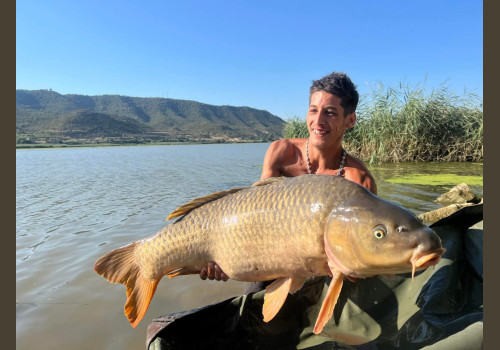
262;276;296;322
313;270;344;334
167;177;284;221
252;176;285;187
166;187;247;221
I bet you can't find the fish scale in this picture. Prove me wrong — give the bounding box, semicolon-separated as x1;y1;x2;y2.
135;176;331;281
95;174;445;332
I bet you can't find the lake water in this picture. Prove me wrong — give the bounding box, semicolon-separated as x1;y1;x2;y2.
16;143;483;350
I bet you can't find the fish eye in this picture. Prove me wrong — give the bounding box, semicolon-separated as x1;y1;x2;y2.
373;227;386;239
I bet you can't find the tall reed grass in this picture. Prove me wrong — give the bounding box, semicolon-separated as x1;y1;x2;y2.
284;82;483;163
283;117;309;139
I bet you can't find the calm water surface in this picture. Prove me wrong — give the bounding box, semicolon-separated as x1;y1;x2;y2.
16;143;483;350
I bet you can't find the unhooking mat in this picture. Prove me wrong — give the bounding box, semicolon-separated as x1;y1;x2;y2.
146;203;483;350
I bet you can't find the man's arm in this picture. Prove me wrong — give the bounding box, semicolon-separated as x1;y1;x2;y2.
359;172;377;195
345;155;378;195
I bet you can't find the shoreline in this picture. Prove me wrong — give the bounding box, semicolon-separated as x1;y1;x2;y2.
16;140;269;150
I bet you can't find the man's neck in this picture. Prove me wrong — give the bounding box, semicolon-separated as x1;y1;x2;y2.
306;139;344;173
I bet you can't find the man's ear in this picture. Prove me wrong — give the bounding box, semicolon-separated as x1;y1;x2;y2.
345;112;356;129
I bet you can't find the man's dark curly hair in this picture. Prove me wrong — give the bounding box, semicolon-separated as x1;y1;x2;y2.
309;72;359;116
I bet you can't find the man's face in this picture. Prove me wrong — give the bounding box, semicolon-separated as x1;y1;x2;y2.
306;91;356;149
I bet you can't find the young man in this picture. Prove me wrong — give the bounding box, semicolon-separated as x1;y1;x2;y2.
200;72;376;282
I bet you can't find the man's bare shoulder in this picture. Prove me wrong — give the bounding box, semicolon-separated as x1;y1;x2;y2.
345;154;377;194
267;138;305;162
269;138;304;154
346;153;370;171
261;138;307;179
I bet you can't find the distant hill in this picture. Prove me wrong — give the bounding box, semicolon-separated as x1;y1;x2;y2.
16;90;285;144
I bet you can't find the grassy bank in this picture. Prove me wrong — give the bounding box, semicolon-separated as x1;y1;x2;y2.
285;82;483;163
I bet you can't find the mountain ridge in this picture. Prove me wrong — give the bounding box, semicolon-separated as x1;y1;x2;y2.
16;89;285;144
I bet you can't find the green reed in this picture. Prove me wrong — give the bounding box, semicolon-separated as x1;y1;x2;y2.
283;116;310;139
284;82;483;163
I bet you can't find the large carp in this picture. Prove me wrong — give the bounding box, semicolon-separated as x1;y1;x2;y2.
94;175;445;334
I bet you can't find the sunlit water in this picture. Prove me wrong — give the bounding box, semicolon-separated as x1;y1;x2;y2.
16;143;483;349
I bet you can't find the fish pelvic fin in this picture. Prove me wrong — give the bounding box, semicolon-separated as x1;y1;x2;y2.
166;267;200;278
289;277;306;294
166;187;247;221
313;270;343;334
263;277;294;322
94;242;159;328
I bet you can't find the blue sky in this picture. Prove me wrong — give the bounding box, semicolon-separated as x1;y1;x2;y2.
16;1;482;119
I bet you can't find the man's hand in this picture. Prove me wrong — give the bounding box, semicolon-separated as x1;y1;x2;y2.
199;261;229;281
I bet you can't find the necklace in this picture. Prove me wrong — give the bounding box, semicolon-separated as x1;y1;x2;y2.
306;139;347;176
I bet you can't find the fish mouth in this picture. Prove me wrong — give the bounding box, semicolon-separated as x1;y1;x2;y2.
410;248;446;280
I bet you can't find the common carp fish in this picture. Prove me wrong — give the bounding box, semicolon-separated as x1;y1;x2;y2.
94;174;445;334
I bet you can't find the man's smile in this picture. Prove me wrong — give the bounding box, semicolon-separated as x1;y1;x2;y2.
312;128;329;136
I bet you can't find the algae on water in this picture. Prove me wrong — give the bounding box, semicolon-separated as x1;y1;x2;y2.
385;174;483;187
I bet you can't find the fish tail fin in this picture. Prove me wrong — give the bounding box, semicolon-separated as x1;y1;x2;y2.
94;242;159;328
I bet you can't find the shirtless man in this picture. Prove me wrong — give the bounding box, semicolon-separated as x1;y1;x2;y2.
200;71;376;282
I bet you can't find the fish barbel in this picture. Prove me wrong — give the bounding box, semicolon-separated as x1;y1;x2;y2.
94;175;445;334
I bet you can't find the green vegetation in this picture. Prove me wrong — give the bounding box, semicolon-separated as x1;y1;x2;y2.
385;174;483;186
283;117;309;139
284;82;483;162
16;90;285;147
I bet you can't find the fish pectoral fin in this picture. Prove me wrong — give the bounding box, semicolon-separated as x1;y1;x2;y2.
289;277;306;294
313;270;343;334
262;277;294;322
166;267;200;278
